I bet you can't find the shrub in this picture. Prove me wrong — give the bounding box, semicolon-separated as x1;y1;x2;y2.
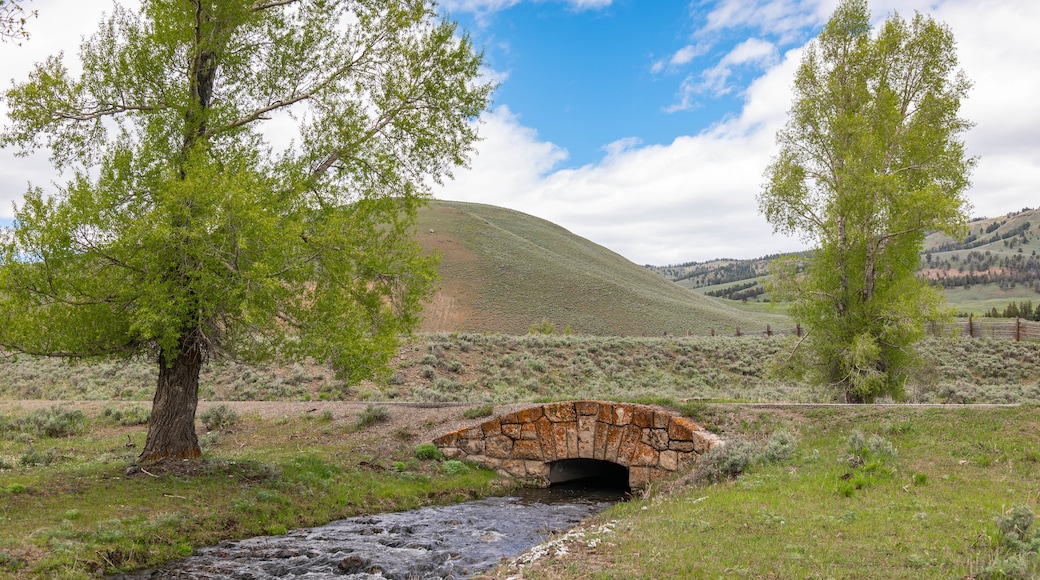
440;460;468;475
997;505;1040;552
199;404;239;432
529;320;555;335
463;404;494;420
354;404;390;428
763;430;797;463
20;447;56;467
697;439;757;483
102;404;151;426
19;407;88;438
414;443;444;461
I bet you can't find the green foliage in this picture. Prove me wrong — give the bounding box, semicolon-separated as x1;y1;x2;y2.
414;443;444;461
529;320;556;335
354;404;390;429
198;405;238;432
696;430;799;484
976;506;1040;579
439;460;468;476
759;0;974;402
101;404;150;426
462;404;495;420
0;0;491;460
0;0;35;45
837;431;898;497
10;407;88;439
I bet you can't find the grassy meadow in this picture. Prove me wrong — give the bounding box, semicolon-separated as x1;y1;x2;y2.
499;404;1040;579
1;333;1040;577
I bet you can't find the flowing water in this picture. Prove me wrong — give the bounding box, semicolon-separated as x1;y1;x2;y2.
122;485;626;579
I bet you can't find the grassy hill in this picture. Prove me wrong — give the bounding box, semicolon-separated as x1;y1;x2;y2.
415;201;788;336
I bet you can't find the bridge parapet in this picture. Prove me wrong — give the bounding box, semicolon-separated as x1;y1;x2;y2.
432;400;721;489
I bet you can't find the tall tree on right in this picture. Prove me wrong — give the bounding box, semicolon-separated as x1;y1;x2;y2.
758;0;974;402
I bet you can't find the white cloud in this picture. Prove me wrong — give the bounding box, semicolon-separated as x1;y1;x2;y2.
440;0;611;16
670;44;705;67
699;0;834;42
3;0;1037;268
666;38;778;112
438;0;1040;264
439;49;806;264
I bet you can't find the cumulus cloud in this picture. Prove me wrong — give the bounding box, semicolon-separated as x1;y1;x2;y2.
438;49;806;264
438;0;1040;264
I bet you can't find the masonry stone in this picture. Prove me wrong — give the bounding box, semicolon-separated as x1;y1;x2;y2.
431;400;722;489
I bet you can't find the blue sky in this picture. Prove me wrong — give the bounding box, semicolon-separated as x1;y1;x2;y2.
444;0;814;168
2;0;1039;264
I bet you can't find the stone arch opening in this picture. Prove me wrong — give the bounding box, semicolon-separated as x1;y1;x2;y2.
548;459;630;492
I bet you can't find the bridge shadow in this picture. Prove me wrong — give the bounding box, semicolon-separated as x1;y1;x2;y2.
548;459;631;494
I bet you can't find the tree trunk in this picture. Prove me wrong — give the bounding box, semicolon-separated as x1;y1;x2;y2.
139;333;204;463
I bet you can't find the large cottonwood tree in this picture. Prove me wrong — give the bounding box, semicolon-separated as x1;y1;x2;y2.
0;0;491;461
758;0;973;402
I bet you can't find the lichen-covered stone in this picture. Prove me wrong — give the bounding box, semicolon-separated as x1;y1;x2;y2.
653;411;671;429
612;404;633;426
659;449;678;471
430;400;722;490
575;401;600;416
481;418;501;437
485;435;513;459
543;402;576;422
520;423;538;440
631;442;660;467
577;414;597;458
500;423;522;440
593;421;609;460
632;406;655;428
516;407;544;423
512;439;543;461
643;428;670;451
459;438;485;455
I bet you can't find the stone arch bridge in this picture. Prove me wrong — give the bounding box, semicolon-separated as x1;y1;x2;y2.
432;400;721;489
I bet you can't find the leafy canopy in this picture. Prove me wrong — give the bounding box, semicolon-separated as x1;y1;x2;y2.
759;0;973;402
0;0;492;384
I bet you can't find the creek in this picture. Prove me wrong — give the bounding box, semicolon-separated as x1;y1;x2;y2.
121;484;627;579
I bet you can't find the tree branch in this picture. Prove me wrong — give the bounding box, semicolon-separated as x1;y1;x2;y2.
252;0;300;11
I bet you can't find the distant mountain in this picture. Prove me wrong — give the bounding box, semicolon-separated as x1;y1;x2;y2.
415;201;788;336
645;207;1040;314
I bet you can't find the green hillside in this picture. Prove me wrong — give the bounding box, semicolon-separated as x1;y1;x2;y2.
415;201;788;336
648;207;1040;315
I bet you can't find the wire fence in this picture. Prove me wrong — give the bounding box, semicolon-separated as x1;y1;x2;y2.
928;316;1040;342
704;318;1040;343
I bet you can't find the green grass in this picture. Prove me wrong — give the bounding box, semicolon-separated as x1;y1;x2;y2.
0;409;503;578
504;405;1040;579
